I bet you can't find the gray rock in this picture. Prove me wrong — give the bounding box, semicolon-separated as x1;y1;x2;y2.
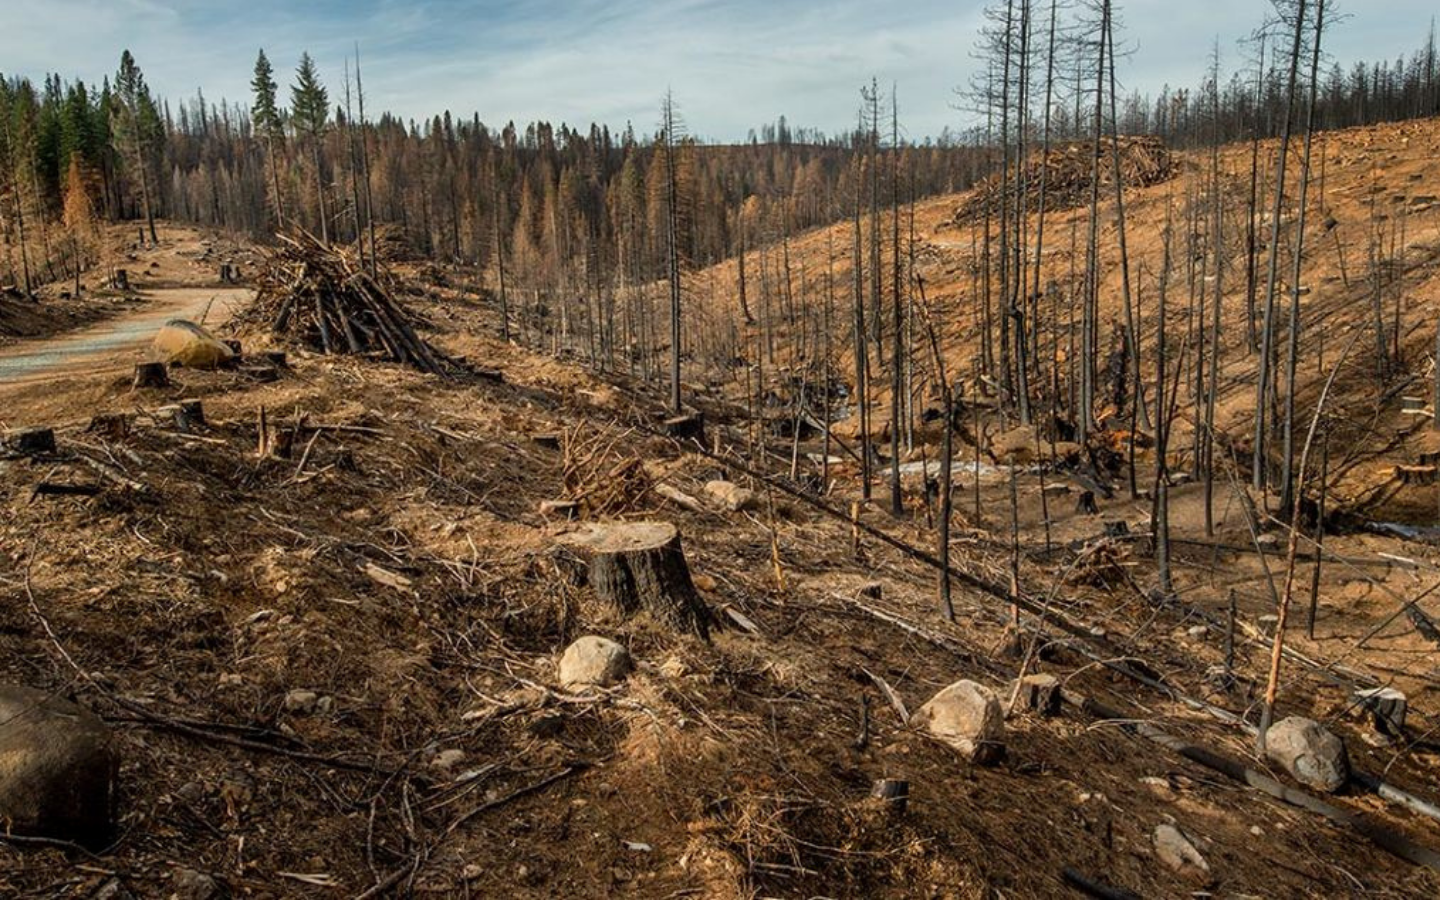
283;690;318;714
1265;716;1348;792
914;680;1004;764
171;868;221;900
703;480;759;512
0;684;118;847
431;748;466;773
1154;823;1209;878
558;636;633;689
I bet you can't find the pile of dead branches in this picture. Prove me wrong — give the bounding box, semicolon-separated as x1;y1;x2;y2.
955;135;1177;224
244;231;458;377
561;425;653;517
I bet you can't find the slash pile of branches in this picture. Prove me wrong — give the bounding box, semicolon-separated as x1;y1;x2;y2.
955;135;1177;224
244;231;459;377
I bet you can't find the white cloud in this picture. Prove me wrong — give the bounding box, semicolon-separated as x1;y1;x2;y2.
0;0;1433;140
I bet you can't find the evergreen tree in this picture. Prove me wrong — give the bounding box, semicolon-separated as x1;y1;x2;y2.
112;50;158;243
251;49;286;228
290;52;330;241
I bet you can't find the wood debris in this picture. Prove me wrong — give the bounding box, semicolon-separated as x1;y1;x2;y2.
242;230;461;377
955;135;1177;224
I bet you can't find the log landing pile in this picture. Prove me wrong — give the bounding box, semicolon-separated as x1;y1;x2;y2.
955;135;1177;224
244;232;459;377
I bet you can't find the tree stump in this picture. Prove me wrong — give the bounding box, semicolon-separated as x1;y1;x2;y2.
133;362;169;389
663;413;706;445
869;778;909;817
4;427;56;456
86;414;131;441
170;399;206;432
556;521;713;638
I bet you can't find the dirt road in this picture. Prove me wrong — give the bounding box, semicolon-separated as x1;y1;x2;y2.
0;286;250;390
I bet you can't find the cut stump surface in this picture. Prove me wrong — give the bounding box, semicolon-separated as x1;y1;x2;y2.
556;521;712;638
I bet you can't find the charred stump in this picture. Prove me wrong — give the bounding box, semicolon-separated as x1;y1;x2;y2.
133;362;169;389
556;521;713;638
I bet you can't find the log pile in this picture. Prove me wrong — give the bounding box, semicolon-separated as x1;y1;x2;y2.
244;232;458;377
955;135;1177;224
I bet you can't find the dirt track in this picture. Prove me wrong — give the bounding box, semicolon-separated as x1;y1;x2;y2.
0;286;250;391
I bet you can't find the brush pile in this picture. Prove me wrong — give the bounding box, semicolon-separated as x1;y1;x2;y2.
245;231;458;376
955;135;1177;223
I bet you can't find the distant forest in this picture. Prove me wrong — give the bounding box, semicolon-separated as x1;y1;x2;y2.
0;8;1437;297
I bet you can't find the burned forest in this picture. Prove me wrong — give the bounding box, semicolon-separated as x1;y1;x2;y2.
4;0;1440;897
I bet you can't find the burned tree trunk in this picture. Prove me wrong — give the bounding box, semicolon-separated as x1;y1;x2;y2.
557;521;713;638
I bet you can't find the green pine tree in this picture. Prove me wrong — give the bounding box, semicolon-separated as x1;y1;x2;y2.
290;52;330;241
251;49;286;228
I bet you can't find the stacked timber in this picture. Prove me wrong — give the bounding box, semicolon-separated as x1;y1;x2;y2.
245;231;458;377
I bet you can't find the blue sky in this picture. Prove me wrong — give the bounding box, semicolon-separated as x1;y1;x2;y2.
1;0;1434;140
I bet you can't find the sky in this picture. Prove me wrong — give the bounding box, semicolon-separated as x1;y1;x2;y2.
0;0;1435;141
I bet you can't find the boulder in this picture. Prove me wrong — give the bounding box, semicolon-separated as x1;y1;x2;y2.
0;684;119;847
704;480;759;512
558;636;632;689
1153;823;1209;879
914;679;1004;764
991;426;1039;464
152;319;235;369
1264;716;1349;792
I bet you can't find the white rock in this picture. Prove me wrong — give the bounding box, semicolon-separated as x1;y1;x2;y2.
914;680;1004;764
432;749;466;773
704;480;759;512
558;636;633;689
283;690;318;714
1264;716;1349;792
1154;823;1209;878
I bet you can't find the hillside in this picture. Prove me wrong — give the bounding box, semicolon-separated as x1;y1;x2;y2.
0;188;1438;897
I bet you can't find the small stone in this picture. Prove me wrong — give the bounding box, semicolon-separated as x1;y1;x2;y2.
539;499;579;519
558;636;633;689
704;480;758;512
1140;776;1177;802
174;781;205;805
462;863;484;881
171;868;220;900
914;680;1004;765
1265;716;1349;792
283;690;318;714
1154;823;1209;879
0;684;118;848
1186;625;1209;639
432;749;466;773
218;673;242;687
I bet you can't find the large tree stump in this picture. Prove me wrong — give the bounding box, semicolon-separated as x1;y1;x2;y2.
556;521;713;638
